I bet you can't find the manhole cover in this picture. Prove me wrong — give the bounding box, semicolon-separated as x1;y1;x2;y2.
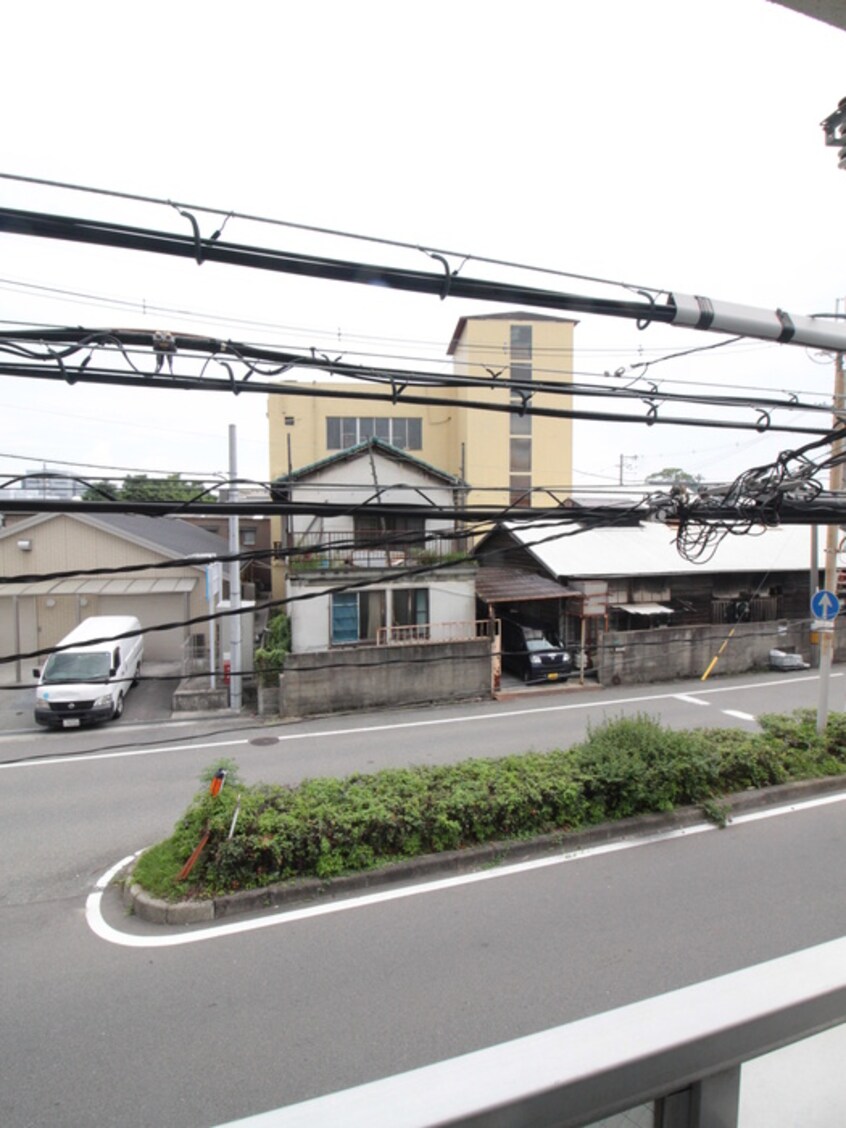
250;736;280;746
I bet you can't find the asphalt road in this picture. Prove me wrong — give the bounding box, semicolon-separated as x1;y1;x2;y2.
0;661;183;734
1;670;845;1127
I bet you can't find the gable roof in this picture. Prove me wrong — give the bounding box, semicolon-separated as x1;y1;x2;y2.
484;520;834;579
273;437;463;486
0;511;228;561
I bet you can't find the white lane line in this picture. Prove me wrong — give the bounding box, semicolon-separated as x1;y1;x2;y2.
722;710;756;721
674;695;710;706
85;789;846;949
0;737;249;770
3;672;833;771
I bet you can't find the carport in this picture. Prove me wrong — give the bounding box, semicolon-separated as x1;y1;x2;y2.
475;566;581;641
0;576;196;682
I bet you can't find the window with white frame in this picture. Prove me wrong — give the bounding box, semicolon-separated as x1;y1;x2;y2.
326;416;422;451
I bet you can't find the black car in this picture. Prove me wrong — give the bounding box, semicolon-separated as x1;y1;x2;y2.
500;619;574;684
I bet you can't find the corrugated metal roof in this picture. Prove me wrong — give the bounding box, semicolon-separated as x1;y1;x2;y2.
612;602;675;614
504;521;834;578
475;566;579;604
0;577;196;598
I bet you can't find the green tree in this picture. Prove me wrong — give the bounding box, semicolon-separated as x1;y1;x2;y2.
81;479;119;501
82;474;213;502
645;467;703;486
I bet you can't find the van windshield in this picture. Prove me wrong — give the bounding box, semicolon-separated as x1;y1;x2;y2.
41;652;111;684
524;632;557;652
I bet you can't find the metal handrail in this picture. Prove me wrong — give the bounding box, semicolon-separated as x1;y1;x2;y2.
214;936;846;1127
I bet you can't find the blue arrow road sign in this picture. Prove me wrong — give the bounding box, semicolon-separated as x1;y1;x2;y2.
811;589;841;620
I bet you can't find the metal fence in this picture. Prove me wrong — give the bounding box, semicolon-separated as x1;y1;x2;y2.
285;530;468;570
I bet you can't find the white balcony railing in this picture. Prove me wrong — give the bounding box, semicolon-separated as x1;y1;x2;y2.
376;619;494;646
214;935;846;1128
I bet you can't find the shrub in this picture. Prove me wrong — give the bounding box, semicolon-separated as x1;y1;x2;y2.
254;612;290;687
132;710;846;901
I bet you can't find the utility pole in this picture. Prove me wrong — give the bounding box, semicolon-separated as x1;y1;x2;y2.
619;454;638;485
816;349;844;733
228;425;243;712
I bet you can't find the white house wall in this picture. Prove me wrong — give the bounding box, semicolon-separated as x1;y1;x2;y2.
288;453;459;538
288;573;476;653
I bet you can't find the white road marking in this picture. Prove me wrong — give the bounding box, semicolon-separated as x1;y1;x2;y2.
0;737;250;770
1;672;831;771
674;695;709;706
85;789;846;949
722;710;757;721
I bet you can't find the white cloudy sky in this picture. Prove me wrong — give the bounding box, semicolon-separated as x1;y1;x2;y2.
2;0;846;494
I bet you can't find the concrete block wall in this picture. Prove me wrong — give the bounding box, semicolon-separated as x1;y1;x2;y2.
280;639;492;718
597;619;821;686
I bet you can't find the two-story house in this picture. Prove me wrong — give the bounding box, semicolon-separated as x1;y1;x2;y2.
270;438;491;716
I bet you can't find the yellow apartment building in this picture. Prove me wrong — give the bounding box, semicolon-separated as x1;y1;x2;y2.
267;311;576;512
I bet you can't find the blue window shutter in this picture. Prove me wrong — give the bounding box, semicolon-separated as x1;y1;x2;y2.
331;593;359;643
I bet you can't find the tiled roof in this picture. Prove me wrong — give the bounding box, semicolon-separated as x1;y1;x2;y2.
273;437;463;485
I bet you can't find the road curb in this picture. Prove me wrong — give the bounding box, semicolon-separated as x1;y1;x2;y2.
122;775;846;927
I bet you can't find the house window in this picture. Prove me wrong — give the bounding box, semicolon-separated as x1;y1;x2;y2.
510;324;532;360
393;588;429;627
354;512;425;546
509;475;532;508
509;361;532;392
331;590;386;645
510;438;531;473
326;417;423;451
509;324;533;503
511;411;531;436
241;529;257;547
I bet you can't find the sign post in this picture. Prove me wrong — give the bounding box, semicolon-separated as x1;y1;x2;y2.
813;589;841;734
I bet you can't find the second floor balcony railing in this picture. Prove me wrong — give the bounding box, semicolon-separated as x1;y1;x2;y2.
285;530;470;572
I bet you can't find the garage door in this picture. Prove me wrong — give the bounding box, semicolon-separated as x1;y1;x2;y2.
97;593;190;661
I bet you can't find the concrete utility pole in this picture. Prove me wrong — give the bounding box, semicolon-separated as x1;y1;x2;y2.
228;425;242;712
619;454;638;485
816;349;844;733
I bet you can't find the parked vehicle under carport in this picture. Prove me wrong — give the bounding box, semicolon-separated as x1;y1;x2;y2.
501;618;574;685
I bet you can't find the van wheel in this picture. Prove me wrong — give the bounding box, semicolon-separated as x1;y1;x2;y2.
132;664;141;687
113;694;124;720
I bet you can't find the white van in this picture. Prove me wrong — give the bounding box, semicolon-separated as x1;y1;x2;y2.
33;616;144;729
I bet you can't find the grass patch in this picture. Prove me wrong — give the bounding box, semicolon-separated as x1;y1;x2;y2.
131;711;846;901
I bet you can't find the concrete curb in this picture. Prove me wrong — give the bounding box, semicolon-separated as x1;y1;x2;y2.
122;775;846;927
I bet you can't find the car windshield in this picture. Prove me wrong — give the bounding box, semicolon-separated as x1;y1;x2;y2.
524;633;558;653
41;651;111;684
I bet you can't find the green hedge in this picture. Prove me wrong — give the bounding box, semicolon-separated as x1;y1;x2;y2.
132;710;846;901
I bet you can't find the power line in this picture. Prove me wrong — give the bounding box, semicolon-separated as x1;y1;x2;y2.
0;449;225;478
0;329;833;437
0;286;831;409
4;203;846;351
0;171;667;297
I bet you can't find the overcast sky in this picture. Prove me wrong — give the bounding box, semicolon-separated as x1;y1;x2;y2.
2;0;846;495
